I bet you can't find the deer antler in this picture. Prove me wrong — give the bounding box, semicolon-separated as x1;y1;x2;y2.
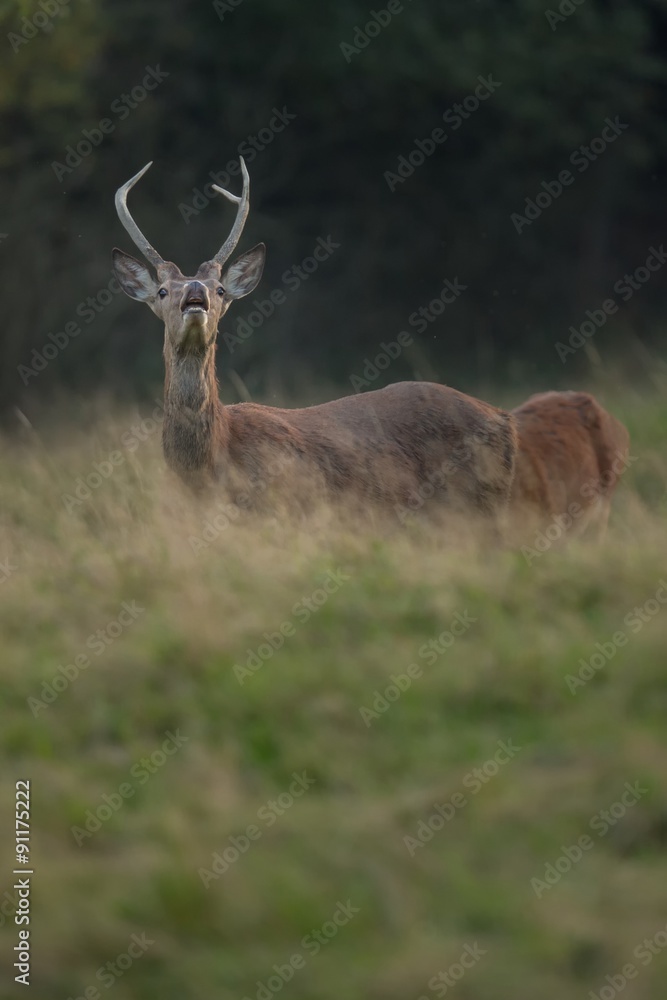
209;157;250;267
114;162;166;271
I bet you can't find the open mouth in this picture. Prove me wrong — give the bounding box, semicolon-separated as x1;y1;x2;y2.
183;302;207;314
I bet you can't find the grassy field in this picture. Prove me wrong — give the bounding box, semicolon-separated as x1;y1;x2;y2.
1;378;667;1000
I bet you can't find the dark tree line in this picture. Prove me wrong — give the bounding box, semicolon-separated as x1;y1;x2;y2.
1;0;666;416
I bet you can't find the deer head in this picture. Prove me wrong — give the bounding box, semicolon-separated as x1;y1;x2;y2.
112;159;265;355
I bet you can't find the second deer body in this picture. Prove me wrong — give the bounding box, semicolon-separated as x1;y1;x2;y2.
509;390;631;542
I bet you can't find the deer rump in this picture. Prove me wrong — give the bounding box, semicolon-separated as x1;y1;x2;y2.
509;390;630;540
208;381;519;524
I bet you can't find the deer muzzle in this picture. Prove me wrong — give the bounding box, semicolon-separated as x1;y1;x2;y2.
181;281;210;315
177;280;214;351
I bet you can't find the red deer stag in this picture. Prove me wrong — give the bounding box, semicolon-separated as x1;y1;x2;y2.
509;391;630;542
112;158;518;530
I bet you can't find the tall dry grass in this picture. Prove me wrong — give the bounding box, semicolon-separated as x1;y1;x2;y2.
0;380;666;1000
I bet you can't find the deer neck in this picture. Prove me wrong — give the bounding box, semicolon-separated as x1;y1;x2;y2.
162;342;230;483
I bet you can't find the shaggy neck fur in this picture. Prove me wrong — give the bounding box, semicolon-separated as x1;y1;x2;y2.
162;340;229;483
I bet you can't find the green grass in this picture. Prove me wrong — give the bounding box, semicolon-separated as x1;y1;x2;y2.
1;381;667;1000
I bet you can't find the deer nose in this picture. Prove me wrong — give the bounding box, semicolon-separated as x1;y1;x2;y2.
182;281;210;312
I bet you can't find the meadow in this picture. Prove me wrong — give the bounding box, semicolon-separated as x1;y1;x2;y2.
0;375;666;1000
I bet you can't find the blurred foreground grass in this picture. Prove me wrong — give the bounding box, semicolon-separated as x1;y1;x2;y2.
0;380;667;1000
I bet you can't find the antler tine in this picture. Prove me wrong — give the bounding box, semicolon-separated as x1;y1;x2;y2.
209;157;250;266
114;162;165;271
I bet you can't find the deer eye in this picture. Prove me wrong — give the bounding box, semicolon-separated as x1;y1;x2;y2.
217;287;224;297
158;288;168;298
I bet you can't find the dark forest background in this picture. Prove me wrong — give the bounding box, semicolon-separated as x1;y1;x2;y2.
2;0;667;416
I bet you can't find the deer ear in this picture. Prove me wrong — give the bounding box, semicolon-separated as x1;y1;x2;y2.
112;249;158;302
222;243;265;299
